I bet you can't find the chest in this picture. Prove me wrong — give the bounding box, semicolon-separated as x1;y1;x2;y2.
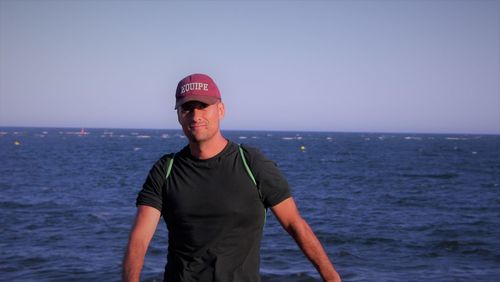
163;157;264;225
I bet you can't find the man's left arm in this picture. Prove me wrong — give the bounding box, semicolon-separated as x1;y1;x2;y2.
271;197;341;282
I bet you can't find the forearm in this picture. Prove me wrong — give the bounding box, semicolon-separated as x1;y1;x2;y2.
287;218;341;282
122;238;148;282
122;206;160;282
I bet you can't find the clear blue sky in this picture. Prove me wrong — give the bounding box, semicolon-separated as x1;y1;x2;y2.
1;0;499;134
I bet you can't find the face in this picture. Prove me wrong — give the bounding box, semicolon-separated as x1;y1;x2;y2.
177;101;225;143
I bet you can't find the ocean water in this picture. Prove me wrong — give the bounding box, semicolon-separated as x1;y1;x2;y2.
0;127;499;282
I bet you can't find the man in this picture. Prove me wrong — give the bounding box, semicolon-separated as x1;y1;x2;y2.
122;73;341;282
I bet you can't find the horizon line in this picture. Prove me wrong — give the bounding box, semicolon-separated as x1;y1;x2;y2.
0;125;499;136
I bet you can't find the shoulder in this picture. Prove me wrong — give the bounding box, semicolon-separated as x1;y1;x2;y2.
155;145;188;165
239;144;291;207
147;151;179;177
239;143;258;154
238;144;281;176
239;143;274;166
155;152;176;167
239;143;266;160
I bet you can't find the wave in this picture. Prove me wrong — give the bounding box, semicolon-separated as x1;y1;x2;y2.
400;173;459;179
430;240;497;257
282;136;303;140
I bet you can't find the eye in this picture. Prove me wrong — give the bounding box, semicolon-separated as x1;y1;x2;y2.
181;102;209;112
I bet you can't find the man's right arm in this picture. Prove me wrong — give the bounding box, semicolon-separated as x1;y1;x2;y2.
122;205;161;282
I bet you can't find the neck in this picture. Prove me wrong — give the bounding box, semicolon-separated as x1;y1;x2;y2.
189;133;228;160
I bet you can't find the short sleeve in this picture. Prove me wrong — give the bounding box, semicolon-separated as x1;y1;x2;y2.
241;145;291;208
135;154;172;212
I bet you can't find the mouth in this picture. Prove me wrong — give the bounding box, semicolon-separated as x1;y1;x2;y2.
189;123;207;130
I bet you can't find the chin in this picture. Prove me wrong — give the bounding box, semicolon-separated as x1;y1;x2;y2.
186;133;207;143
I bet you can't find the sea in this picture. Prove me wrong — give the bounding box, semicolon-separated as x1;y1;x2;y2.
1;127;499;282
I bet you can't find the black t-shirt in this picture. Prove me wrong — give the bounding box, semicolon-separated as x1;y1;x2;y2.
136;141;291;281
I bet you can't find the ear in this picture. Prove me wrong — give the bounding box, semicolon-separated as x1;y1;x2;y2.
217;102;225;120
176;108;182;124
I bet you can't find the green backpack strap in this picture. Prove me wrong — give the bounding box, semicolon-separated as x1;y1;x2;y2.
239;146;256;184
165;153;175;179
239;144;267;221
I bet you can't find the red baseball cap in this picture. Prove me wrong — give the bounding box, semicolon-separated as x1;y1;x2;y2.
175;73;221;109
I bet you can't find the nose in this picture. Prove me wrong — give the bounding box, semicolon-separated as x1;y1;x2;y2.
190;108;203;121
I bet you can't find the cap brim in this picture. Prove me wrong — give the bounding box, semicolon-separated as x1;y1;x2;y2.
175;96;220;109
